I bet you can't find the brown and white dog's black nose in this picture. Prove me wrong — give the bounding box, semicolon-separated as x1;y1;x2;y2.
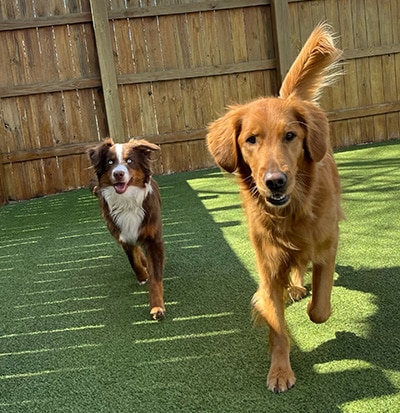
112;164;130;194
113;169;126;181
265;171;288;192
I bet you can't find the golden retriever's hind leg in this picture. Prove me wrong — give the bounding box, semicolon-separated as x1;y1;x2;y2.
287;264;308;302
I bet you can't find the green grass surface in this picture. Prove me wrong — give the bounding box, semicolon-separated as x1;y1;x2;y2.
1;141;399;412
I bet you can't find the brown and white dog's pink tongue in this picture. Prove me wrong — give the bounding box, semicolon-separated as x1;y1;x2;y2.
114;182;128;194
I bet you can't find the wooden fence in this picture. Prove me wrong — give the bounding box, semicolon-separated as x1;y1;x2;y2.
1;0;400;204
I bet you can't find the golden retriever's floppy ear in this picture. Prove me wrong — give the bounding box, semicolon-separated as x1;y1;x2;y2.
206;106;242;173
296;102;329;162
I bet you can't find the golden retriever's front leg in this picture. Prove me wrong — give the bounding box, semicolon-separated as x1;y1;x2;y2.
307;257;335;323
253;281;295;393
288;262;308;302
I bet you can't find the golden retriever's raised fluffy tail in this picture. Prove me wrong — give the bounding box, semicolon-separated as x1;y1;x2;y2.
279;23;342;103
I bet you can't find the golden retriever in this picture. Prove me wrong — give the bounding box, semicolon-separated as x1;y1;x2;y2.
206;24;343;392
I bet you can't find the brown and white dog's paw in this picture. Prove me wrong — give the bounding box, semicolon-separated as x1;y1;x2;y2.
135;269;149;285
150;306;165;321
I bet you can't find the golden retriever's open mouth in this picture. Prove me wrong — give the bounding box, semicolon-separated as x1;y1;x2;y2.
266;194;290;206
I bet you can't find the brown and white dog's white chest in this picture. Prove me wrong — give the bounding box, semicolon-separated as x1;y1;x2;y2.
101;182;153;245
90;141;158;245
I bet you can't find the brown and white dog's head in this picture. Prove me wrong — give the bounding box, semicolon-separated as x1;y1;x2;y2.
88;138;160;195
206;23;341;209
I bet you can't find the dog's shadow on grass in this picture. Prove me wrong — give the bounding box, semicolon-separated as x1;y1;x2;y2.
317;265;399;371
287;264;399;409
161;169;399;411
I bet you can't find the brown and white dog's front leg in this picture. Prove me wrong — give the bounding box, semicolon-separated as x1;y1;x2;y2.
144;239;165;320
253;276;295;393
122;244;149;284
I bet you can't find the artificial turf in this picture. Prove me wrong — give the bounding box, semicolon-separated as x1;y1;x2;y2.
0;141;399;412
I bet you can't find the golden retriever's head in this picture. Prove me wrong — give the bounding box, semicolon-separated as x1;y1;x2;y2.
206;97;329;208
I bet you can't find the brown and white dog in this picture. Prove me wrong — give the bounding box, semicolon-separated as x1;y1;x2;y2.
207;24;343;392
88;138;165;320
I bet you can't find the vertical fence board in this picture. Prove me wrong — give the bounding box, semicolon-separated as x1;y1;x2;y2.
0;158;7;204
378;0;399;140
271;0;292;83
90;0;123;142
366;0;385;141
391;0;400;137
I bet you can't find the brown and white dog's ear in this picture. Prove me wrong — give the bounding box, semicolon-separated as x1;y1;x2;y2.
88;137;114;175
296;102;329;162
128;139;160;178
129;138;160;156
206;106;243;173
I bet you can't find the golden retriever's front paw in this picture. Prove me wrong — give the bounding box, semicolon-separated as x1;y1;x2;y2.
267;368;296;393
150;306;165;321
287;285;308;302
307;300;331;324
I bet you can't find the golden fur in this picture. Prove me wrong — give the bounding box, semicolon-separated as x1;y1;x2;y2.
206;24;343;392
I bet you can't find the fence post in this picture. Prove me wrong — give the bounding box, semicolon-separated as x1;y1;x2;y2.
90;0;125;143
271;0;294;87
0;157;8;205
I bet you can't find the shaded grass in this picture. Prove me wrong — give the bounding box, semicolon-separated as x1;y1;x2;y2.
0;141;400;412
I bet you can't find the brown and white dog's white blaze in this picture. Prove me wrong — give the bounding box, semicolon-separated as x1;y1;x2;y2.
89;137;165;320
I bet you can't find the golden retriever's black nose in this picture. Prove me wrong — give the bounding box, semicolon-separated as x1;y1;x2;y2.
265;171;287;191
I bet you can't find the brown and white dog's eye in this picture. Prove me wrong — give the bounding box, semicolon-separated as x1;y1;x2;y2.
108;159;114;165
126;158;132;164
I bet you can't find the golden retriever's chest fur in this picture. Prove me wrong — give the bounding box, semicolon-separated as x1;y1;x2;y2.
244;191;313;255
241;154;342;269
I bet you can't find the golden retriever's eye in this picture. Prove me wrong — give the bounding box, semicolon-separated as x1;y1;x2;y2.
246;135;257;144
284;132;296;142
